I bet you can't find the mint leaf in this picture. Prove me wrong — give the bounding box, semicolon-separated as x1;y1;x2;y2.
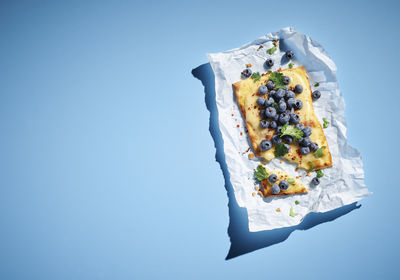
314;146;326;158
289;206;298;217
251;72;261;82
268;72;286;89
279;124;304;140
288;178;295;184
267;46;277;55
274;143;289;157
254;165;268;181
289;62;294;69
316;170;324;178
295;200;300;205
322;118;329;128
314;82;320;87
309;161;316;170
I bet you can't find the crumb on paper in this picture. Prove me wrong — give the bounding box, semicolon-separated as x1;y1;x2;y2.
276;208;281;212
280;160;283;163
248;153;254;160
273;40;278;47
307;172;311;177
255;186;259;191
246;63;252;67
296;176;300;179
295;167;299;172
258;190;264;197
252;192;256;197
257;44;264;51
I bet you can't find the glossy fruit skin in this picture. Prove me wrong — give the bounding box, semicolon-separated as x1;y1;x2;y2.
289;113;300;124
312;90;321;100
266;80;275;90
286;98;295;109
268;174;278;183
260;120;269;129
285;90;295;100
242;68;252;78
257;97;266;106
302;126;312;137
271;135;282;145
294;84;303;94
285;50;294;59
279;180;289;190
260;140;272;151
311;177;320;186
279;113;290;125
299;137;311;147
259;85;268;95
296;123;305;130
269;121;277;129
282;76;291;85
310;142;319;152
275;88;286;100
265;107;277;118
294;99;303;110
269;90;276;99
300;146;310;155
278;101;287;113
271;184;280;194
266;59;274;67
282;135;293;144
276;126;283;134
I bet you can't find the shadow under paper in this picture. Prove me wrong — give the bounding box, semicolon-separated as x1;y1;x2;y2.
191;63;361;260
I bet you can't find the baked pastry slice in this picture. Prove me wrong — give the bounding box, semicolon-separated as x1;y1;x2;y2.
255;165;307;198
233;66;332;171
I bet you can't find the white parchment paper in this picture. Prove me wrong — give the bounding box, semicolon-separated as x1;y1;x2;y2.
207;27;370;231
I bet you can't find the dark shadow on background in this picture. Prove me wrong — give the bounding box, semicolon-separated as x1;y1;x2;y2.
191;63;361;260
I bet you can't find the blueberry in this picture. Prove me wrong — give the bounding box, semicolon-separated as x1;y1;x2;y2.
266;80;275;90
242;68;252;78
265;107;277;118
269;90;276;99
310;142;319;152
257;97;266;106
279;112;290;125
260;140;272;151
276;126;283;134
302;126;312;137
294;84;303;94
296;123;304;130
271;184;280;194
294;99;303;110
283;135;293;144
264;98;272;107
266;59;274;67
299;137;311;147
300;146;310;155
311;177;320;186
275;88;286;99
279;180;289;190
285;50;294;59
260;120;269;129
287;97;296;109
268;174;278;183
269;121;278;129
289;113;300;124
282;76;291;85
272;113;279;122
312;90;321;100
267;97;275;105
271;135;282;145
278;101;287;113
259;85;268;95
285;90;295;100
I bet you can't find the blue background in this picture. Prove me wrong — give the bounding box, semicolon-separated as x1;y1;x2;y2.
0;0;399;279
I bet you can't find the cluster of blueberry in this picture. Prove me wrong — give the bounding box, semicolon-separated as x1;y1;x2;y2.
257;77;321;156
267;173;289;195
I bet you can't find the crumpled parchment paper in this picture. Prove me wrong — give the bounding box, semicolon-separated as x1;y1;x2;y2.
207;27;370;231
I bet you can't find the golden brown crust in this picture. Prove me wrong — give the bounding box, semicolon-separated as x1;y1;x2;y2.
232;66;333;170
